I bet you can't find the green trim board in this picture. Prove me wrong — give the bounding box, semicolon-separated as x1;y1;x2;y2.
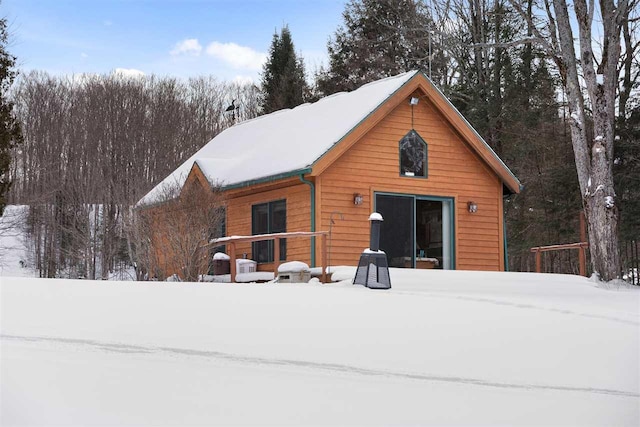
299;174;316;267
222;168;312;191
503;209;509;272
141;70;520;210
308;71;520;193
215;72;520;195
418;71;521;192
503;195;511;272
310;71;421;172
373;191;456;269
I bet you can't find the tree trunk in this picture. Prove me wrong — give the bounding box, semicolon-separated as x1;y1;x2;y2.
584;87;621;280
551;0;622;281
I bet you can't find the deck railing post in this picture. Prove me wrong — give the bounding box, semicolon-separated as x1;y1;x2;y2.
580;211;587;243
579;246;586;276
529;241;590;277
229;242;237;283
274;237;280;278
321;233;327;283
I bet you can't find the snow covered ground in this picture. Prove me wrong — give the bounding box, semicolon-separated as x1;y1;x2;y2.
1;268;638;426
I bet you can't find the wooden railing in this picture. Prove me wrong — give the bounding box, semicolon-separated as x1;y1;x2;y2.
530;242;589;276
530;211;590;277
210;231;329;283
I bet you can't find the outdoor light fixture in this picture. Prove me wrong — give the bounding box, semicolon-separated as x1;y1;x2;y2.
354;193;364;205
410;97;420;106
467;201;478;213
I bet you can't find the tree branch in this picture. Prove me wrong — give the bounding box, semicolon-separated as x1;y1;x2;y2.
472;36;543;48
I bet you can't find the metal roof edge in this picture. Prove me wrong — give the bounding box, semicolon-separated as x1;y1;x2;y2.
222;168;313;191
310;70;421;171
416;71;522;192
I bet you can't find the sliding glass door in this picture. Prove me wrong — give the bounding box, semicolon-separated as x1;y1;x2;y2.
375;193;454;269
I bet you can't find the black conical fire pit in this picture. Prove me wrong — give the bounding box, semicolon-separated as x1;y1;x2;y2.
353;212;391;289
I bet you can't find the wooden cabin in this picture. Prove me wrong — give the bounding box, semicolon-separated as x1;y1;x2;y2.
138;71;520;279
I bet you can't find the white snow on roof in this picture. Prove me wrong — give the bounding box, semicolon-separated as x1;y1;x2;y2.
137;71;417;206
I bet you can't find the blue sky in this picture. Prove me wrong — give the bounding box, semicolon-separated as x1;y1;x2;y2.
2;0;347;82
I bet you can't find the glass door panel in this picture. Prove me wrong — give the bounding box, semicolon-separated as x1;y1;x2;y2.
415;199;442;269
415;198;453;269
375;194;414;268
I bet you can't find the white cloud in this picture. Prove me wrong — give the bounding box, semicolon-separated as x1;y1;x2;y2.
170;38;202;57
111;68;145;78
80;52;89;59
232;75;255;85
103;20;113;27
205;41;266;71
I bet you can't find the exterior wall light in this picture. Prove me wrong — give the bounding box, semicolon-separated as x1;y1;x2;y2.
410;97;419;106
354;193;364;205
467;201;478;213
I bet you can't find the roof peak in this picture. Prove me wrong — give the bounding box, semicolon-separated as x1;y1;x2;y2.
239;70;420;125
141;70;523;206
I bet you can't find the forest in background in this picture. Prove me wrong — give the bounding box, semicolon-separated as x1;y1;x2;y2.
8;73;258;279
2;0;638;280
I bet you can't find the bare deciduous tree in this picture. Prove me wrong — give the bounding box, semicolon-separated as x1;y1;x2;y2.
505;0;634;280
9;72;257;279
135;178;225;281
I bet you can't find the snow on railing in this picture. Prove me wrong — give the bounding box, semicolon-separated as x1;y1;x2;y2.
208;231;329;283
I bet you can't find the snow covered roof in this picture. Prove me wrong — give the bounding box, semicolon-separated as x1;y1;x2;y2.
137;70;520;207
137;71;417;206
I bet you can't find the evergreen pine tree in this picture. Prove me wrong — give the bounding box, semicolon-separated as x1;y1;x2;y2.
0;17;21;216
259;25;309;114
615;106;640;240
316;0;432;96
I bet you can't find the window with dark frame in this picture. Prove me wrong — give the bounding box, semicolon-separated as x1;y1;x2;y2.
400;130;428;178
251;200;286;263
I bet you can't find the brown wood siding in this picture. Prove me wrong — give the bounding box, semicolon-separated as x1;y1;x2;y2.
311;73;520;195
144;164;215;279
318;91;503;271
145;203;173;279
226;182;312;270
